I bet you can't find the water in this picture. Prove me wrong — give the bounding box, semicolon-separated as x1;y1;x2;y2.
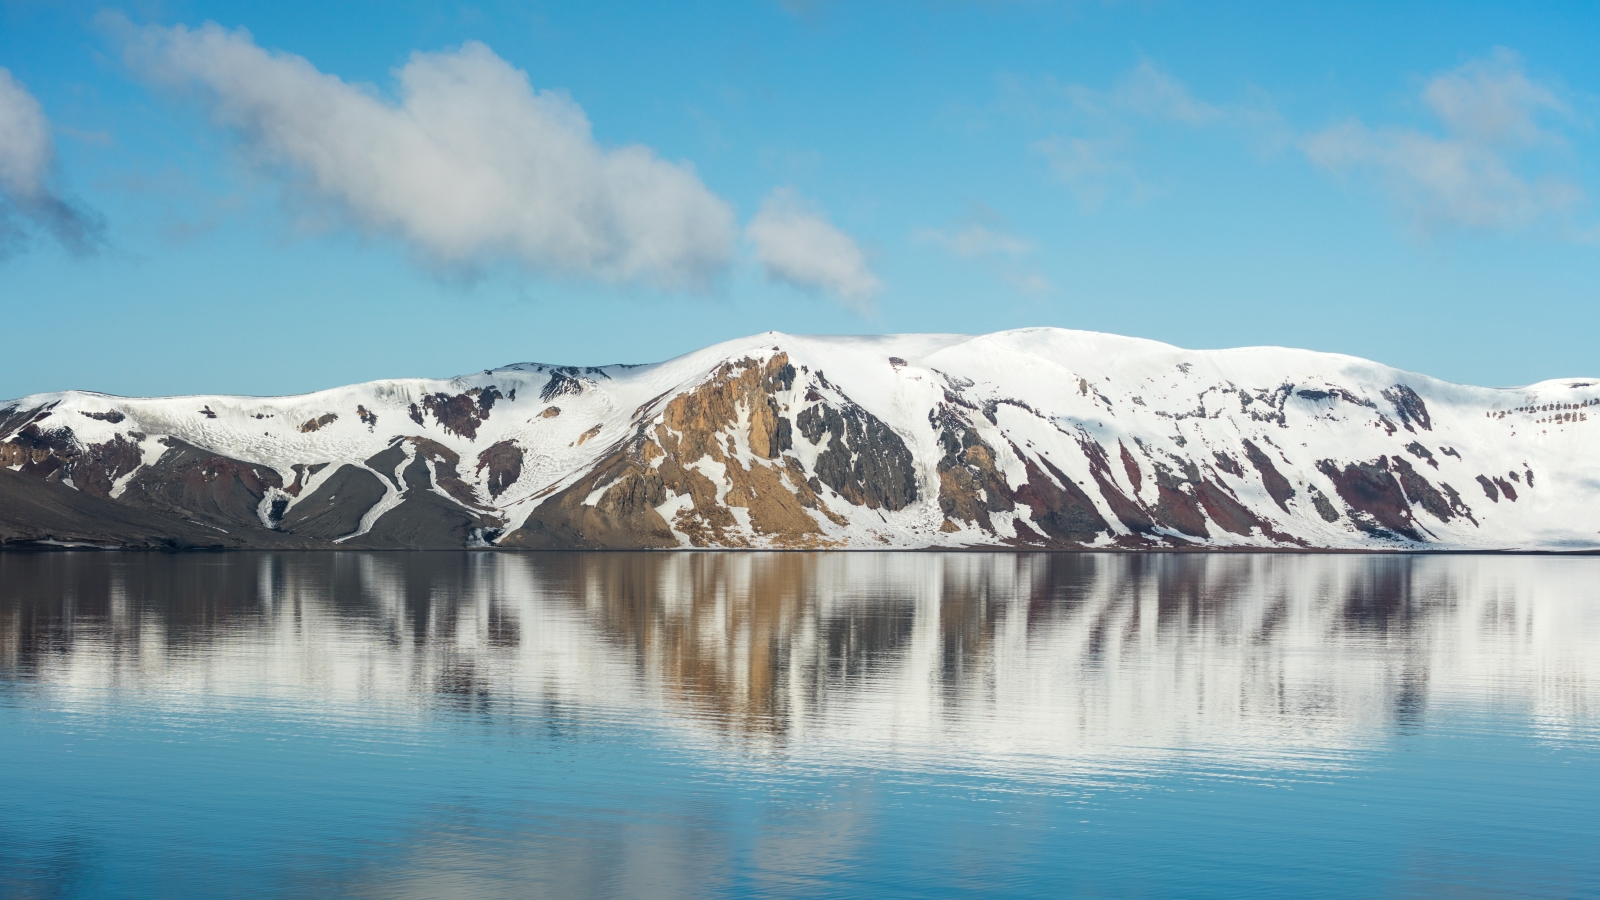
1;552;1598;899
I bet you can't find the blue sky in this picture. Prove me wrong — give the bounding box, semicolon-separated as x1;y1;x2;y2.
1;0;1597;397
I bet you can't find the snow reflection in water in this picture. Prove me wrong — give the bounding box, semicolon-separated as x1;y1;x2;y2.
5;553;1597;768
2;552;1599;898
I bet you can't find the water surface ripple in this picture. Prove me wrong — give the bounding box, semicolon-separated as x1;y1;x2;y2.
2;552;1598;898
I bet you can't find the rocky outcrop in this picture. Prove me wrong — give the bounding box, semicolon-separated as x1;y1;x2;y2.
118;439;285;532
476;441;524;499
505;354;848;549
279;465;387;540
0;468;309;549
800;399;916;513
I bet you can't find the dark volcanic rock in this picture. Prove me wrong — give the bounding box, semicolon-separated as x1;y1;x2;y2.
0;468;296;549
540;369;586;401
502;449;677;551
1009;446;1110;545
798;401;918;512
364;444;407;490
476;440;524;499
1212;451;1244;477
414;387;504;439
1316;457;1421;541
1404;442;1438;468
1148;462;1209;538
1195;478;1261;536
1391;457;1454;522
280;465;388;541
1382;384;1432;432
349;441;501;549
1242;439;1296;513
1078;439;1153;535
118;439;285;532
1308;486;1341;523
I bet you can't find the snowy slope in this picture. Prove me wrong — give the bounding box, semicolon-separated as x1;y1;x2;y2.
2;328;1597;550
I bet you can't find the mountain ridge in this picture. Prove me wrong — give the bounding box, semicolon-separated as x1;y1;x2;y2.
3;328;1597;551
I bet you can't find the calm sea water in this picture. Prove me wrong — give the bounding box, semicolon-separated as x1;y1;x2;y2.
1;552;1598;899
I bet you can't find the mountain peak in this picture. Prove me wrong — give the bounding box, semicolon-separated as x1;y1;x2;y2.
3;330;1597;551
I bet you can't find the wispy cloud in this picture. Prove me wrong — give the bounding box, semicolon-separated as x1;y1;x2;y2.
916;220;1033;259
0;67;104;260
917;204;1051;295
1016;61;1272;210
1029;134;1145;211
1063;61;1226;126
1303;50;1584;232
747;188;879;310
115;19;738;287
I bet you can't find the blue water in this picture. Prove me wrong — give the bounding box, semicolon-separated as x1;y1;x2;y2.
2;552;1598;898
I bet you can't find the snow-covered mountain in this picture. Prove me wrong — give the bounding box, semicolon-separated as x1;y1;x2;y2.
2;328;1597;550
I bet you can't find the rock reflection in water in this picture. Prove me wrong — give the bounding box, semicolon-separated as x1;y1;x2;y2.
3;551;1597;776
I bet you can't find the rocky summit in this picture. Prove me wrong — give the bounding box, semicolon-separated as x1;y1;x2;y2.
2;329;1596;551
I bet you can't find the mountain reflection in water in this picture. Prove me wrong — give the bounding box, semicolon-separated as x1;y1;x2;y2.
5;552;1600;899
4;552;1597;776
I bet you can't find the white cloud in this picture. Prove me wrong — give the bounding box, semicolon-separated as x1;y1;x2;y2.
1022;62;1259;211
916;206;1051;296
0;68;102;259
746;188;879;310
1003;271;1053;296
1303;50;1582;231
0;70;51;197
915;221;1033;259
1102;62;1223;125
1421;50;1566;147
120;22;737;286
1030;134;1137;211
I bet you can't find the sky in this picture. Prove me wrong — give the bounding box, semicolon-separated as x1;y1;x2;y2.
1;0;1597;398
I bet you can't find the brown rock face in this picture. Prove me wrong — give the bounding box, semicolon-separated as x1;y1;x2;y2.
1120;442;1143;495
475;440;524;499
398;437;492;511
1382;384;1432;432
1145;458;1209;539
506;354;848;550
502;448;678;550
68;435;145;498
410;386;504;439
119;438;285;531
1316;457;1422;541
1242;439;1295;513
933;425;1010;532
1009;449;1110;546
1082;439;1154;536
1153;482;1209;538
1;424;144;499
1194;478;1260;537
1390;456;1456;522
